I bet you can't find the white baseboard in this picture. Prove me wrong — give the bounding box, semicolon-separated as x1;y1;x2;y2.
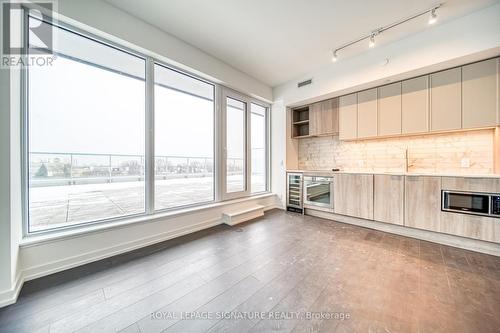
0;272;24;308
306;209;500;257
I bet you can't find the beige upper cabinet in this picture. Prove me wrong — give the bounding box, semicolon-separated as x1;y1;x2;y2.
462;58;500;129
402;75;429;134
378;82;402;136
339;93;357;140
430;67;462;132
357;88;378;138
309;98;338;136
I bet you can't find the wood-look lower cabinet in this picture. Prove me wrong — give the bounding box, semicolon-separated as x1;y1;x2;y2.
402;76;429;135
339;93;358;140
373;175;404;225
378;82;402;136
357;88;378;138
334;173;373;220
404;176;441;231
309;98;338;136
430;67;462;132
462;58;500;129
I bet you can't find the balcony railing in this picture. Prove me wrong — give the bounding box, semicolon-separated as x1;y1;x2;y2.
28;152;253;187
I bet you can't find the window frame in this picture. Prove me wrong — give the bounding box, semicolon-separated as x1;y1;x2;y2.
20;9;271;237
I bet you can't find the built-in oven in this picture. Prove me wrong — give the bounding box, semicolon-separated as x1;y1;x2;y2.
303;176;334;210
442;190;500;218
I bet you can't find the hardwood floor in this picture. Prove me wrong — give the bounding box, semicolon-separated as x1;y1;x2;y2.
1;209;499;333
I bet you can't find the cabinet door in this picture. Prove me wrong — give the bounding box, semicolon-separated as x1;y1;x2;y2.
339;93;357;140
404;176;441;231
334;174;374;220
430;67;462;131
309;99;338;136
374;175;404;225
378;82;402;136
462;58;500;129
357;88;378;138
402;76;429;134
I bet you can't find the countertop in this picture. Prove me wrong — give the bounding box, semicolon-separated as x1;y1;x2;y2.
286;169;500;179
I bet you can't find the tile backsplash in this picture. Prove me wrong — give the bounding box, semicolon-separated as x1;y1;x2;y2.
298;129;495;174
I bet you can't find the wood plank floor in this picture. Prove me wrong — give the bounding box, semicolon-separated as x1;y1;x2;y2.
1;209;499;333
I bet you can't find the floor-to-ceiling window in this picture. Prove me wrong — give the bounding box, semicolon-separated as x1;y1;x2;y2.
24;13;269;234
251;103;268;193
154;64;215;210
27;17;146;232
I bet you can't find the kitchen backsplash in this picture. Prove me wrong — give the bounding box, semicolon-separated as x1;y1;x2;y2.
298;129;495;174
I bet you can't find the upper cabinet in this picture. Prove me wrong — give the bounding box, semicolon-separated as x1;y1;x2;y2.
378;82;402;136
309;98;339;136
430;67;462;132
294;57;499;140
402;75;429;135
357;88;378;139
339;93;358;140
462;58;500;129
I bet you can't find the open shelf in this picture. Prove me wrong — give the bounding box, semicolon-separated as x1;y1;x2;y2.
292;106;310;138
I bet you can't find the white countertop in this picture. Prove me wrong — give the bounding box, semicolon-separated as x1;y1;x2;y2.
286;169;500;179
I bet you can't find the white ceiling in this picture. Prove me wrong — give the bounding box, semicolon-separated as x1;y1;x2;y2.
105;0;500;87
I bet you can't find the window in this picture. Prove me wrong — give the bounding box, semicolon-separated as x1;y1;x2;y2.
154;64;215;210
226;97;247;193
251;103;268;193
27;17;146;232
23;15;270;234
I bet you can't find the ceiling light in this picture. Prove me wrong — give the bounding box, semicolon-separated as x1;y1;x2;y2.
428;8;438;24
369;34;376;48
330;3;443;62
331;50;338;62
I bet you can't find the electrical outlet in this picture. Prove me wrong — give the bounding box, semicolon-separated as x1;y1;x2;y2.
461;158;470;168
357;160;364;168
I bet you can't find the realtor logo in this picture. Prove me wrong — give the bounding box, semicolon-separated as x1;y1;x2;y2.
2;1;55;67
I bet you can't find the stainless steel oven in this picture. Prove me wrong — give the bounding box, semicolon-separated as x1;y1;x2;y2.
442;190;500;218
303;176;333;210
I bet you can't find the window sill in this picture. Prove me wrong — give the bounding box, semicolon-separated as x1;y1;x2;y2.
20;192;275;248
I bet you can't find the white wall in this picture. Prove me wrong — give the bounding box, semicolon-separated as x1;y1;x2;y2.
56;0;272;102
271;3;500;206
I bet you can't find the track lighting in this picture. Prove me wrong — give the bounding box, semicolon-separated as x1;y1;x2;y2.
331;50;338;62
330;3;443;63
428;8;438;24
369;34;376;48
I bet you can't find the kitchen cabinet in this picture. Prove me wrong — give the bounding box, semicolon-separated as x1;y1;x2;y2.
357;88;378;138
430;67;462;132
309;98;338;136
402;76;429;134
439;176;500;243
462;58;500;129
377;82;402;136
404;176;441;231
334;173;373;220
374;175;404;225
339;93;358;140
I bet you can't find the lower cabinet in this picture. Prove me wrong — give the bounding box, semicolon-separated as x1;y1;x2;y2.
334;174;373;220
373;175;404;225
404;176;442;230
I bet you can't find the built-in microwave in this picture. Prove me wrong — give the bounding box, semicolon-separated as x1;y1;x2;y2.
442;190;500;218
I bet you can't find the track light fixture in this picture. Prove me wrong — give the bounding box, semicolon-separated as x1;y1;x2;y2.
428;8;438;24
369;34;376;48
331;3;443;63
331;50;338;62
